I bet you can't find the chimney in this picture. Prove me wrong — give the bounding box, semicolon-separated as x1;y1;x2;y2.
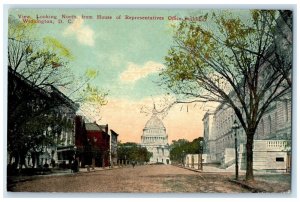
105;124;108;133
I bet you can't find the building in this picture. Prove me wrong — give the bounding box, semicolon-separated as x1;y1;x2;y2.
141;105;170;164
185;154;208;168
7;67;118;171
203;92;291;171
49;87;79;168
74;117;119;168
74;115;91;168
85;123;110;167
110;129;119;166
7;67;78;169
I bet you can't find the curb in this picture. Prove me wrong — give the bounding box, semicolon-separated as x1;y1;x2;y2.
175;165;203;173
77;166;125;174
173;164;233;174
174;165;269;193
228;179;267;193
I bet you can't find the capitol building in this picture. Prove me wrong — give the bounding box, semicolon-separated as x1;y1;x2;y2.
141;105;170;164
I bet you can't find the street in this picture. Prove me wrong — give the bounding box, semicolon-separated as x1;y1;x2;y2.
9;164;250;193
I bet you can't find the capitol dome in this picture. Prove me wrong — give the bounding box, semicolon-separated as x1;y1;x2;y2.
144;115;165;130
142;105;167;137
141;104;170;164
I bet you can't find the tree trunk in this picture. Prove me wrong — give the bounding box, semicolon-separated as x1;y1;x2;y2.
31;152;36;168
20;153;27;169
14;152;20;169
245;130;255;181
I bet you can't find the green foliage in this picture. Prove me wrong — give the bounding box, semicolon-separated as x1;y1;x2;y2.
117;142;152;163
8;15;36;41
8;15;73;89
81;83;108;106
43;36;73;60
85;68;98;79
78;68;108;106
170;137;203;163
160;10;288;125
161;10;291;180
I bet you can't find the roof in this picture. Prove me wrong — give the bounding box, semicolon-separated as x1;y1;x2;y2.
144;105;166;131
8;67;78;110
99;124;108;131
110;129;119;136
85;123;103;131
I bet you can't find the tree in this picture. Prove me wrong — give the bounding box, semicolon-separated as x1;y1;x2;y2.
169;139;189;163
170;138;202;163
117;142;152;163
7;15;108;169
8;16;73;88
8;15;107;104
266;10;292;87
160;10;291;181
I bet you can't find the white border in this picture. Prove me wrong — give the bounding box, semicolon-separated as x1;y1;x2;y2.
1;1;299;201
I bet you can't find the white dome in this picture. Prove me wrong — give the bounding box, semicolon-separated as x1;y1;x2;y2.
144;115;165;130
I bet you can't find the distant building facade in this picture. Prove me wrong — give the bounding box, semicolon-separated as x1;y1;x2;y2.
141;105;170;164
110;129;119;166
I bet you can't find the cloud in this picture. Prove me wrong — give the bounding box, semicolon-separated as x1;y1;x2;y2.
120;61;164;83
63;17;95;46
95;52;125;69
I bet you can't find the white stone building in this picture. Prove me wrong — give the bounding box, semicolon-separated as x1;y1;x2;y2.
203;95;291;172
141;105;170;164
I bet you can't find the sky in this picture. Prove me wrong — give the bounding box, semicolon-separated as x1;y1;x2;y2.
8;8;247;144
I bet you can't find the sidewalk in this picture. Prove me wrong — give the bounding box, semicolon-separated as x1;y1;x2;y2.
78;165;127;173
177;164;291;193
178;164;245;173
7;165;133;191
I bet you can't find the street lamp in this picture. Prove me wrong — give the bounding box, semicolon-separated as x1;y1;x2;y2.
73;146;77;158
232;120;239;180
199;139;203;171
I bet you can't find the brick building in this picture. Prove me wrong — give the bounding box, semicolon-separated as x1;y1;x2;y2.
85;123;110;167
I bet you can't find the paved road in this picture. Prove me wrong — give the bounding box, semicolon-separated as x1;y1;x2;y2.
9;165;250;193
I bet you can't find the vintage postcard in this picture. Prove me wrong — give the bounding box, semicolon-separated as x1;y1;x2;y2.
6;7;293;194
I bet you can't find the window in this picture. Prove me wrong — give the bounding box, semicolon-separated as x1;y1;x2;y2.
268;115;272;136
276;157;284;162
285;101;289;122
275;112;278;132
261;119;264;137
